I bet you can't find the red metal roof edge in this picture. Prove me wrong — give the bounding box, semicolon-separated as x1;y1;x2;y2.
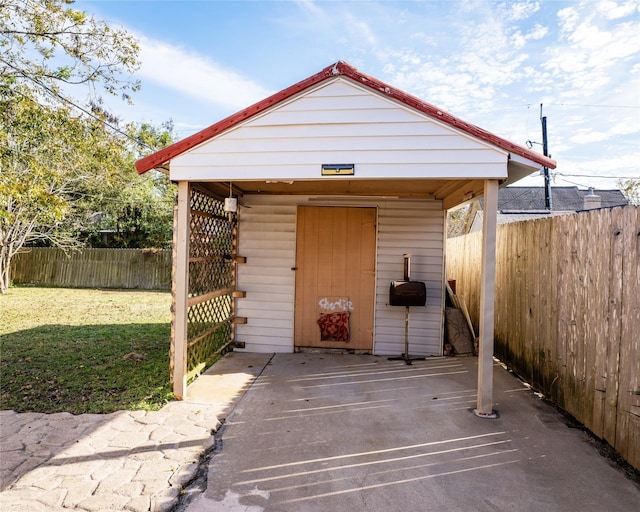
136;61;556;174
135;63;339;174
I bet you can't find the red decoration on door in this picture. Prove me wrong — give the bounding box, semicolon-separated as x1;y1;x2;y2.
317;312;350;342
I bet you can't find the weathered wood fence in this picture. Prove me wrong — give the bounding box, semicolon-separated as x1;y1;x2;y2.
446;205;639;471
11;248;171;290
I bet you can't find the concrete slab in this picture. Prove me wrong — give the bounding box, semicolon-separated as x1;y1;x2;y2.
185;352;274;408
186;353;639;512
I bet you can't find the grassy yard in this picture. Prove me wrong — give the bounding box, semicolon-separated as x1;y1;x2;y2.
0;287;174;414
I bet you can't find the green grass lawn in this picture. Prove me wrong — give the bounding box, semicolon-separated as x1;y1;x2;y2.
0;287;174;414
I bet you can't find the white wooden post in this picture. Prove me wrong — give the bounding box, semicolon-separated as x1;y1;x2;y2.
475;179;498;418
173;181;190;400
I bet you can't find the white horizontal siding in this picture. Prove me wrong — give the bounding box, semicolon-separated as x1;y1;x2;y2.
212;132;485;150
234;195;445;356
235;198;297;353
223;124;478;140
174;149;502;167
375;200;445;356
175;162;507;182
171;79;508;182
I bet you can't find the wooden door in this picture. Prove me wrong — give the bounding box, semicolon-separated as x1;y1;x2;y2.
294;206;376;351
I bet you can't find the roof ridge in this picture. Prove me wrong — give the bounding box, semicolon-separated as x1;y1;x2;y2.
136;61;556;174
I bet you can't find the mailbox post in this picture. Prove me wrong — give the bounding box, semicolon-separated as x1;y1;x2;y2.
388;254;426;365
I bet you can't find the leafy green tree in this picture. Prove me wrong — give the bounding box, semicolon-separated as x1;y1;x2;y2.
0;0;140;101
446;203;480;238
0;80;176;293
0;80;95;292
0;1;171;293
618;178;640;206
77;122;176;249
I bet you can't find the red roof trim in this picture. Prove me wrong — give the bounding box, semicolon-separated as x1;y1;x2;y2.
136;61;556;174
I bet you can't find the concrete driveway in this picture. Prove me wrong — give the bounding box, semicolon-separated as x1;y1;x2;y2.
183;352;639;512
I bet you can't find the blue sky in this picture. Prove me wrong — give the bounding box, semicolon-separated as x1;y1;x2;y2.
77;0;639;190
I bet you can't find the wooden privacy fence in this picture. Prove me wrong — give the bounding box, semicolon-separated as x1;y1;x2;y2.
446;205;640;471
11;248;171;290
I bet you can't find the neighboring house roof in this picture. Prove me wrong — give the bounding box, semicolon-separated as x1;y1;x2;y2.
468;186;629;233
496;186;628;211
136;61;556;175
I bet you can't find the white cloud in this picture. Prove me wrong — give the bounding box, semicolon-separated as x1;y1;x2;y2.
569;21;613;49
542;2;640;101
596;0;640;20
527;23;549;40
511;23;548;49
409;31;436;44
500;1;541;21
557;6;580;33
136;35;272;111
345;13;377;47
294;0;325;18
555;150;640;182
569;129;614;144
511;31;527;49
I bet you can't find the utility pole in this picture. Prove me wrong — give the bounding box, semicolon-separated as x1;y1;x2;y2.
541;104;552;210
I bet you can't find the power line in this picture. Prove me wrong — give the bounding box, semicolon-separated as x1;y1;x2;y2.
482;102;640;111
0;56;160;153
553;175;598;189
554;172;639;181
543;103;640;109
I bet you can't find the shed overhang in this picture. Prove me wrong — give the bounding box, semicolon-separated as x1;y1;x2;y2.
177;176;508;212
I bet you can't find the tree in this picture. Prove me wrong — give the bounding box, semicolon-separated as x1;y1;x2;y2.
446;202;480;238
0;0;148;293
1;81;176;293
618;178;640;206
77;122;176;249
0;80;98;292
0;0;140;102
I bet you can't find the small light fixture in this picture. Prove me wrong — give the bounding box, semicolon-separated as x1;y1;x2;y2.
463;190;474;201
321;164;354;176
224;182;237;213
224;197;237;212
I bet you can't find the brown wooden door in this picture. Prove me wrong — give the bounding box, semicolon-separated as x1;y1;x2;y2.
294;206;376;351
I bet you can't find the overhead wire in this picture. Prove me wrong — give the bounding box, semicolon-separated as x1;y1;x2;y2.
554;172;639;180
0;56;161;153
543;103;640;109
2;63;176;214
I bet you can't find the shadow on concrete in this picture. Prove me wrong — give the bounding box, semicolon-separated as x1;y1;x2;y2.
0;351;269;497
186;353;640;512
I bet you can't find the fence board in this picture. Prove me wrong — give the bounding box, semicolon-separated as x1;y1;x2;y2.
11;248;171;290
550;215;565;407
590;210;609;439
446;205;639;471
616;206;640;469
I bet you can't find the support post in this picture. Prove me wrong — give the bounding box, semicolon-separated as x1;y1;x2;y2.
173;181;190;400
476;179;498;418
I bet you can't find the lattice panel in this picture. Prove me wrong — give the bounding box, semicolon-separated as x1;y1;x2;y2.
185;188;236;382
190;189;225;216
189;192;233;259
188;258;233;298
186;321;232;380
187;295;232;340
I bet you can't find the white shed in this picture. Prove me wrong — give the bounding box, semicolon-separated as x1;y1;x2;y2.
136;62;556;415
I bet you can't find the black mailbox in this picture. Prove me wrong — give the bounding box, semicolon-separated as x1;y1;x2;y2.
389;280;426;307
